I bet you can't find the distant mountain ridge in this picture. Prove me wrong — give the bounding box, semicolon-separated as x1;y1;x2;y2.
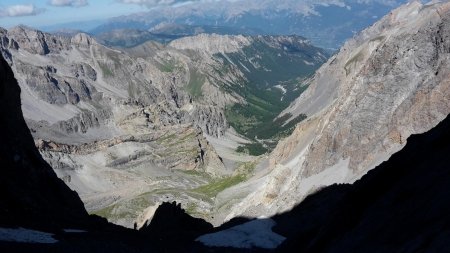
94;25;264;48
90;0;406;49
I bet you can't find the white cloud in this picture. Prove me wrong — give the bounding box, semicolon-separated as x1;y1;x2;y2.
0;4;44;18
48;0;88;7
118;0;402;9
355;0;400;6
118;0;199;7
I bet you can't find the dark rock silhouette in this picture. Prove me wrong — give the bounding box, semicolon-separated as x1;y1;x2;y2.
0;53;89;230
141;201;213;249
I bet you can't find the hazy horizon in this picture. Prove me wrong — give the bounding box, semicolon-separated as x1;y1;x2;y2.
0;0;404;31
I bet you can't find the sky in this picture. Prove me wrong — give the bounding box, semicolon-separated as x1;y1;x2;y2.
0;0;194;29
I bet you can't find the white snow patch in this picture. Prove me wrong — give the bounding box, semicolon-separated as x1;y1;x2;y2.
181;103;195;113
196;219;285;249
222;53;236;65
274;85;287;95
238;61;251;72
0;227;58;244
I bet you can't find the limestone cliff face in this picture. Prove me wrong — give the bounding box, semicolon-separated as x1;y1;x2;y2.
6;26;71;55
168;34;251;54
224;1;450;219
283;1;450;175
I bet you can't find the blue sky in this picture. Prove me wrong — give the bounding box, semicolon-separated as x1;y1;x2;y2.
0;0;154;28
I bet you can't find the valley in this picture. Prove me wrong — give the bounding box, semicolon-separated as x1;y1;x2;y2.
1;0;450;252
0;27;327;227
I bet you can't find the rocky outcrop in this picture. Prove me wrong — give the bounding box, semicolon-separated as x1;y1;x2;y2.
168;34;251;54
55;109;112;134
71;62;97;81
71;33;95;47
191;105;227;137
6;26;71;55
14;60;97;105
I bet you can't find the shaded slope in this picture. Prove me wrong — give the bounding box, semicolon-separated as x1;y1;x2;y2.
274;113;450;252
0;53;89;230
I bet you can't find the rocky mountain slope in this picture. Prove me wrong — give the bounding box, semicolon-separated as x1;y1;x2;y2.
0;26;326;227
0;52;212;252
219;1;450;221
193;111;450;252
273;110;450;253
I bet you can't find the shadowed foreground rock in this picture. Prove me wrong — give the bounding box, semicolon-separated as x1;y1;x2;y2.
0;53;89;230
141;202;213;247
